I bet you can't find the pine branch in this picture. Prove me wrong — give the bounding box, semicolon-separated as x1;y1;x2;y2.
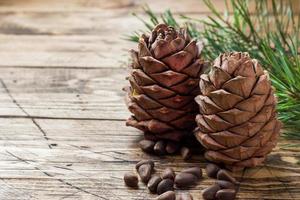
126;0;300;140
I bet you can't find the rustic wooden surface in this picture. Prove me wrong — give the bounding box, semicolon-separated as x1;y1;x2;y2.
0;0;299;199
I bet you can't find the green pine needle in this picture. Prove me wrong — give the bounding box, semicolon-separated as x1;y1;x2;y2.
126;0;300;141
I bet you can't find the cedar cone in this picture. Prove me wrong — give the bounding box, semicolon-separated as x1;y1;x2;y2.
125;24;206;141
194;52;281;168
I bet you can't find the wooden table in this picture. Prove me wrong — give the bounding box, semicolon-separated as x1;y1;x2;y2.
0;0;299;199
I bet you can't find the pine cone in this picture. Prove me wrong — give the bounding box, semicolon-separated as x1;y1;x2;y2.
194;52;281;168
125;24;206;141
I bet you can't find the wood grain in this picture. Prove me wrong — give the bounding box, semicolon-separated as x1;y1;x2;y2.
0;68;128;119
0;12;204;67
0;117;299;200
0;35;134;68
0;11;207;36
0;0;299;199
0;0;297;14
0;11;200;68
0;0;223;13
0;67;299;199
0;2;295;69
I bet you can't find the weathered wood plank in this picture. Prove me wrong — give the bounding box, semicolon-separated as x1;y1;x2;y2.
0;8;295;69
0;118;299;200
0;11;203;68
0;0;299;199
0;67;129;119
0;35;135;68
0;11;144;35
0;11;205;36
0;80;27;116
0;0;298;14
0;0;224;13
0;0;297;14
0;12;295;70
0;62;299;198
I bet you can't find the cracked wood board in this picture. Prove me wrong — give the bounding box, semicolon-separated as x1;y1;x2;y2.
0;67;128;119
0;0;299;199
0;117;299;199
0;67;299;199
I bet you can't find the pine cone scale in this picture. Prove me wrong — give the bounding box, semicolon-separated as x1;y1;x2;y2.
197;96;277;146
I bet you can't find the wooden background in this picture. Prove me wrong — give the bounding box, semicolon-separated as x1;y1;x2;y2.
0;0;299;199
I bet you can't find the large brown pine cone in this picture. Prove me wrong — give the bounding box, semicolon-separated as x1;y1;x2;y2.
194;52;281;168
125;24;206;141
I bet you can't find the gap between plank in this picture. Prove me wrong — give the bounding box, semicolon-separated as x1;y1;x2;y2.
0;78;52;149
6;150;109;200
0;115;126;121
0;65;127;70
0;65;126;70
